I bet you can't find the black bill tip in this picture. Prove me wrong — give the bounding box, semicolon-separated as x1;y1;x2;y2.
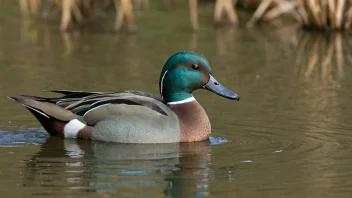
203;75;240;101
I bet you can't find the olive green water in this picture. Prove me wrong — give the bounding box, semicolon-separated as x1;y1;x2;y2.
1;1;352;198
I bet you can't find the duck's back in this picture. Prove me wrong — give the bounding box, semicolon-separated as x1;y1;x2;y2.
10;90;181;143
85;95;180;143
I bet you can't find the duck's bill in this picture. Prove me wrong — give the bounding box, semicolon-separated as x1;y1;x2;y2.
203;75;240;101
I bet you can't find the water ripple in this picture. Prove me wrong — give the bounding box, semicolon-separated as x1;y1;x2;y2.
0;127;48;145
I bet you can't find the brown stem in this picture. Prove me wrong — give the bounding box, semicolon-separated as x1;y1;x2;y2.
189;0;199;31
223;0;238;25
336;0;346;29
246;0;272;28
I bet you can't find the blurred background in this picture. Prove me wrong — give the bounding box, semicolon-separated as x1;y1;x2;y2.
1;0;352;197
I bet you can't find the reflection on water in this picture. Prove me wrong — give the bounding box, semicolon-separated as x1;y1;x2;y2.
19;136;214;197
2;2;352;198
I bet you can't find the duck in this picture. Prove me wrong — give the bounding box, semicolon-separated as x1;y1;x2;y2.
8;51;240;143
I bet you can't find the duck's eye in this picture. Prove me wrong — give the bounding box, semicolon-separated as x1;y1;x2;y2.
191;64;199;70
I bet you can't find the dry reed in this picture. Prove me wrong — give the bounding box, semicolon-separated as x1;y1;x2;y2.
246;0;352;31
19;0;137;32
189;0;238;31
19;0;239;33
18;0;352;33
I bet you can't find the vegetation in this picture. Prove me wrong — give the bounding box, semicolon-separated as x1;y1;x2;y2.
17;0;352;32
247;0;352;31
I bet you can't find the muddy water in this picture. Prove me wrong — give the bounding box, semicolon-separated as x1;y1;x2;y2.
1;1;352;198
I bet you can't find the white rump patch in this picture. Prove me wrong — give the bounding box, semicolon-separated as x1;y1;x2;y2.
64;119;86;138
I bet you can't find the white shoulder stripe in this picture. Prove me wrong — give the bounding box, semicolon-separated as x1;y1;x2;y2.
160;70;168;99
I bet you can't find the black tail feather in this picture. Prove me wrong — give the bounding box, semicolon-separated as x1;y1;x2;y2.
8;96;58;136
49;90;108;97
19;95;59;103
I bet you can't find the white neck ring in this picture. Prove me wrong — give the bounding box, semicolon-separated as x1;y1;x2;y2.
167;96;196;105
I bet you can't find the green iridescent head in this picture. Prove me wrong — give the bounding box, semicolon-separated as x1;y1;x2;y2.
159;51;240;104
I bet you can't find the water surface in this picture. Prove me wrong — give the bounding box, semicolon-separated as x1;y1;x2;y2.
1;1;352;197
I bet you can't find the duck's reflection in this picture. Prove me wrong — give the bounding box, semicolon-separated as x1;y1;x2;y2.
24;137;213;197
164;141;212;197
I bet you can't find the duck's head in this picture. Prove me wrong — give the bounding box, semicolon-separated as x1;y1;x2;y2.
159;51;240;104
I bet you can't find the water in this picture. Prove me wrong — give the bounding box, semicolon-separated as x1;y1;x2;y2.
1;1;352;197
